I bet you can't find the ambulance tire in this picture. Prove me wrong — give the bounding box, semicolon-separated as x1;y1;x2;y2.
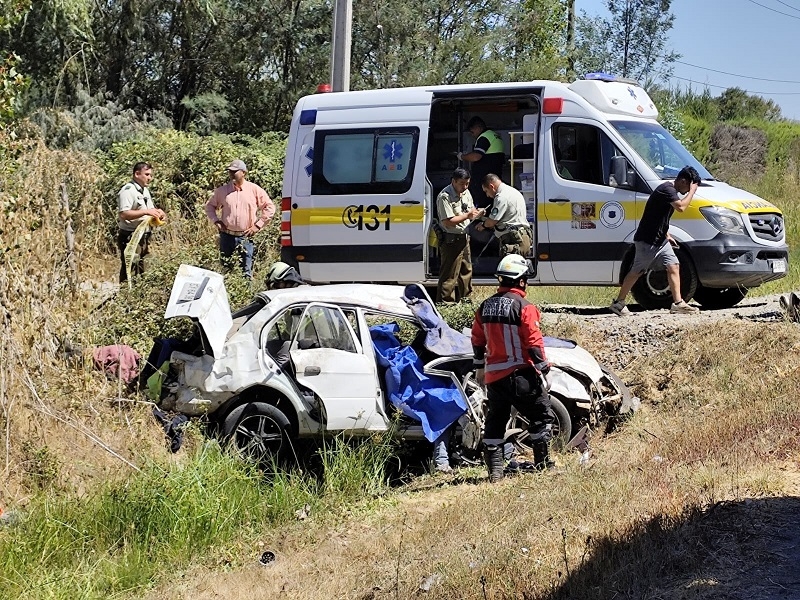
692;284;748;310
630;247;698;310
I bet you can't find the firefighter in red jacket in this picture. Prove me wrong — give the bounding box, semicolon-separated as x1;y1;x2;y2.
471;254;554;481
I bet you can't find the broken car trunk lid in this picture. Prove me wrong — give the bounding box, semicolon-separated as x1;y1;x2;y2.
164;264;232;358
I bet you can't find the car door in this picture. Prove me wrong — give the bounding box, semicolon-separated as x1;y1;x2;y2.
542;119;639;283
288;303;385;432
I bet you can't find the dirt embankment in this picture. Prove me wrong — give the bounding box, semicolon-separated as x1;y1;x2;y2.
536;293;800;600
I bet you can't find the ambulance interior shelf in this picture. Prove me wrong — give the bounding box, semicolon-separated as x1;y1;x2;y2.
508;131;537;195
509;131;537;231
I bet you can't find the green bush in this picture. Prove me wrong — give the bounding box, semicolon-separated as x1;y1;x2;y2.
97;129;287;252
437;300;479;334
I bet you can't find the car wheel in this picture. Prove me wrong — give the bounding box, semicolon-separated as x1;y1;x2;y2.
221;402;293;465
692;284;748;309
507;395;572;453
630;247;698;310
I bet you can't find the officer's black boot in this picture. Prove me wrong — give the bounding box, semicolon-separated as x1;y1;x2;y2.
532;440;555;471
483;444;504;482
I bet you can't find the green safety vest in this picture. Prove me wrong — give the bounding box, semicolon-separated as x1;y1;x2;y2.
477;129;504;155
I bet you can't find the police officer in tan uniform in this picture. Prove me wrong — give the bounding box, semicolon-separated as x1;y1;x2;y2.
477;173;532;257
117;162;166;283
435;168;484;304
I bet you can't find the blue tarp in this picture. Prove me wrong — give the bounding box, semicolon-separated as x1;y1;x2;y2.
370;323;467;442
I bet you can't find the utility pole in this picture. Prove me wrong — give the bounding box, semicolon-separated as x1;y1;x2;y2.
331;0;352;92
566;0;576;80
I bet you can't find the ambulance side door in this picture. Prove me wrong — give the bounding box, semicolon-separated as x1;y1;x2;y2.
541;118;639;283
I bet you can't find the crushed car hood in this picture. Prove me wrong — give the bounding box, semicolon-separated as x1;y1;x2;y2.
164;264;232;357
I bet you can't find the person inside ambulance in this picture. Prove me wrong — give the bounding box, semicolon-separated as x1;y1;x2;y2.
554;145;574;180
457;116;506;208
476;173;532;257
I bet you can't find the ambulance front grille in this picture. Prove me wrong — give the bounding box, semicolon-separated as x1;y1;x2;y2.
749;213;784;242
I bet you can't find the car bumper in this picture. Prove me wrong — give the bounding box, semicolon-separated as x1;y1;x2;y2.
688;235;789;288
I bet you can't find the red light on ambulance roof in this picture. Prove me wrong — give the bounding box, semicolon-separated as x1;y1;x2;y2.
542;97;563;114
316;83;332;93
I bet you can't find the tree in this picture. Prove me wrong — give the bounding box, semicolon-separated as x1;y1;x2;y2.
573;0;679;85
350;0;567;89
717;87;782;122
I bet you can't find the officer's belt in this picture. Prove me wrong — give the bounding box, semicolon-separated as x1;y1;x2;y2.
496;223;531;233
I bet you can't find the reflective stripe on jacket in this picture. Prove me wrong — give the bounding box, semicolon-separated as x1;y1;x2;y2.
471;287;547;384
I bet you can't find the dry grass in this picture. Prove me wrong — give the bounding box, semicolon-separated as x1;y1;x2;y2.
136;320;800;600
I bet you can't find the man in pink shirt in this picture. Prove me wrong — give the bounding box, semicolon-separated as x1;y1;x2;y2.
205;159;275;278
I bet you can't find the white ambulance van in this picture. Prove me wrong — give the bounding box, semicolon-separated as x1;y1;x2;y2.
279;74;788;309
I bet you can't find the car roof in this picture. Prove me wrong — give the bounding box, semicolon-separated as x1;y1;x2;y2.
256;284;417;317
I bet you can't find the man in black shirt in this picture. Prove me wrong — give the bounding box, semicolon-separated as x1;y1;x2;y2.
610;166;701;315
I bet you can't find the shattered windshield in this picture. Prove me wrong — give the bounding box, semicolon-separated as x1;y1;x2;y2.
611;120;714;181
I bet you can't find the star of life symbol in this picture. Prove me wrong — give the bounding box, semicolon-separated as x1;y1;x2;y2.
383;140;403;162
627;86;637;100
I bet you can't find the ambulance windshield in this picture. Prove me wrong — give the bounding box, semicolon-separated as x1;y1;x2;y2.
611;120;714;181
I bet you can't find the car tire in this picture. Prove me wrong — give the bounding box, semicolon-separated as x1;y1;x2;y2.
630;247;698;310
221;401;293;465
507;395;572;453
692;284;748;310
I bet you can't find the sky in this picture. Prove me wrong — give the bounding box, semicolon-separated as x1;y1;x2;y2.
576;0;800;121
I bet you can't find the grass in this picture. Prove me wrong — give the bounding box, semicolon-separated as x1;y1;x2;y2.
1;132;799;599
0;435;394;599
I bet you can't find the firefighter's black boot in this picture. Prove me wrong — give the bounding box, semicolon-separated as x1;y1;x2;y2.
484;444;504;482
532;440;555;471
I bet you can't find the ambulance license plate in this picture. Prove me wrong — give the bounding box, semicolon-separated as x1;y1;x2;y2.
771;259;786;274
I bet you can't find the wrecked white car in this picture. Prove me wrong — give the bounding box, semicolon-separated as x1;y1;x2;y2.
147;265;635;462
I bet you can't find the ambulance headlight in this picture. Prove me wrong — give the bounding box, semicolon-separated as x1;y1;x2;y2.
699;206;746;236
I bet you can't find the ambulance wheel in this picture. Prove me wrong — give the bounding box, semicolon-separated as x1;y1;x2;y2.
692;284;748;310
630;247;698;310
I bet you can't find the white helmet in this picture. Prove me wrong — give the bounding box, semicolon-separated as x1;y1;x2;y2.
495;254;532;280
266;262;303;288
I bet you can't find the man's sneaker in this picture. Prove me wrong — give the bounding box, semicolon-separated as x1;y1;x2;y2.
670;300;699;314
609;299;630;316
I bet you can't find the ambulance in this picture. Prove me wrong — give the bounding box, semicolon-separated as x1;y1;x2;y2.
279;74;788;309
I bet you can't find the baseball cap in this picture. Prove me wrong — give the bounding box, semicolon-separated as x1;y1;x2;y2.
228;159;247;172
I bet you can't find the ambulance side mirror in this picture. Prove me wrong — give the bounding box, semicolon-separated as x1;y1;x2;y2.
610;156;634;188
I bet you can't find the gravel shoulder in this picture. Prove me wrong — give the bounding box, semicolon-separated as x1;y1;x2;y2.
540;293;787;372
